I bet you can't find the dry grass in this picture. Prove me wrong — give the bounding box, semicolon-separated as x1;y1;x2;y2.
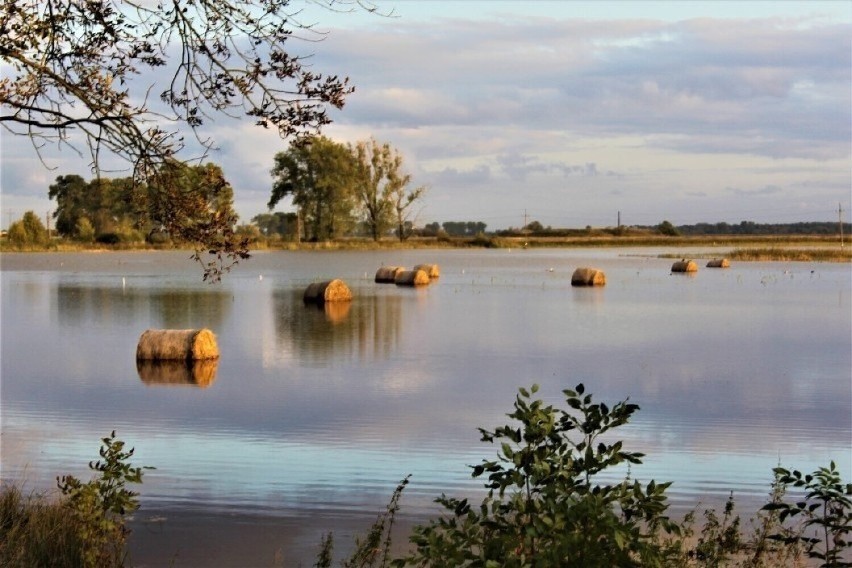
135;329;220;361
571;267;606;286
0;484;84;568
728;247;852;262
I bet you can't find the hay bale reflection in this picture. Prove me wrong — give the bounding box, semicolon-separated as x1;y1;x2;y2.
137;359;218;388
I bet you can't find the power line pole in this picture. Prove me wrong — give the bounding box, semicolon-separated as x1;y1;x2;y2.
523;209;528;229
840;202;844;249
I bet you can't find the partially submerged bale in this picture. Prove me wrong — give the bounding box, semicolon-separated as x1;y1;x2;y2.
303;279;353;303
706;258;730;268
137;359;218;388
136;328;219;361
395;269;430;287
413;264;440;279
375;266;405;283
571;267;606;286
671;260;699;273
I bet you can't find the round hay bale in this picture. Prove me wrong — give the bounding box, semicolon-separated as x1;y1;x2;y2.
671;260;699;273
706;258;730;268
412;264;440;279
395;269;430;286
137;359;218;388
571;267;606;286
136;328;219;361
375;266;405;283
303;279;353;303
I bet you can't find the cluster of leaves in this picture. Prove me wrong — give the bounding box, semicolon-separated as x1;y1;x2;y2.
56;431;153;568
270;137;426;243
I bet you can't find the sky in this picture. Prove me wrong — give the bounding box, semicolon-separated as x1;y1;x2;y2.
1;0;850;231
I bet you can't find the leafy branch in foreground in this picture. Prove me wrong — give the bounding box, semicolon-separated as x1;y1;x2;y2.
56;431;154;568
397;384;678;567
762;461;852;567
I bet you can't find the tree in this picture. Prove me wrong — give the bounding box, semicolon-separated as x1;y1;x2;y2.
269;136;357;241
351;138;425;242
657;220;680;236
8;210;49;246
143;161;244;281
252;211;299;239
2;0;369;276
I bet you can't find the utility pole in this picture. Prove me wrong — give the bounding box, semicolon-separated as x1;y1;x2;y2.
46;210;51;238
523;209;528;229
617;210;621;229
840;202;844;249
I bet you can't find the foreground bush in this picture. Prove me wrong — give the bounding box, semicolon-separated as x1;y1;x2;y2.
325;385;851;568
0;432;150;568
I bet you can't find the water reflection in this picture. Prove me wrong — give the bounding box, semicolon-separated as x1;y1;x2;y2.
137;359;218;388
273;291;403;363
55;285;232;330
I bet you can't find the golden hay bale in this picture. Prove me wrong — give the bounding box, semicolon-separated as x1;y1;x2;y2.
395;269;431;286
303;279;353;303
375;266;405;283
413;264;440;279
137;359;218;388
571;267;606;286
136;328;219;360
671;260;699;273
706;258;730;268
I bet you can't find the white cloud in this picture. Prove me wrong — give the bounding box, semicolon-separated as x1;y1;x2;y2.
2;3;849;228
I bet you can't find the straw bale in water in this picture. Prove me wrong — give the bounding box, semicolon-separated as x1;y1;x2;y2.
571;267;606;286
303;279;353;303
413;264;440;279
137;359;218;388
706;258;730;268
136;328;219;360
375;266;405;283
671;260;699;273
395;269;430;286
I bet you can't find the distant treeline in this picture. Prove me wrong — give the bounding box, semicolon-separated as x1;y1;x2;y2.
653;220;850;236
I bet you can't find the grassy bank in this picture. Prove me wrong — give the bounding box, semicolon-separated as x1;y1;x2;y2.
2;234;850;261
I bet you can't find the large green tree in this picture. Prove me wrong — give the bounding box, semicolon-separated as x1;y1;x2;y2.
351;138;425;242
49;175;139;239
2;0;371;276
269;137;357;241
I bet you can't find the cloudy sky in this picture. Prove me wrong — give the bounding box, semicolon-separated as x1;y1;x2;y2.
2;0;850;230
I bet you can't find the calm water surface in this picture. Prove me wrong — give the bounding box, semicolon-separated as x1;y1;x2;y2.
2;249;850;565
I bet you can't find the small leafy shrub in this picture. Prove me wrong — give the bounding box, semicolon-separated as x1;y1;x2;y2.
762;461;852;567
56;431;153;568
397;384;679;567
